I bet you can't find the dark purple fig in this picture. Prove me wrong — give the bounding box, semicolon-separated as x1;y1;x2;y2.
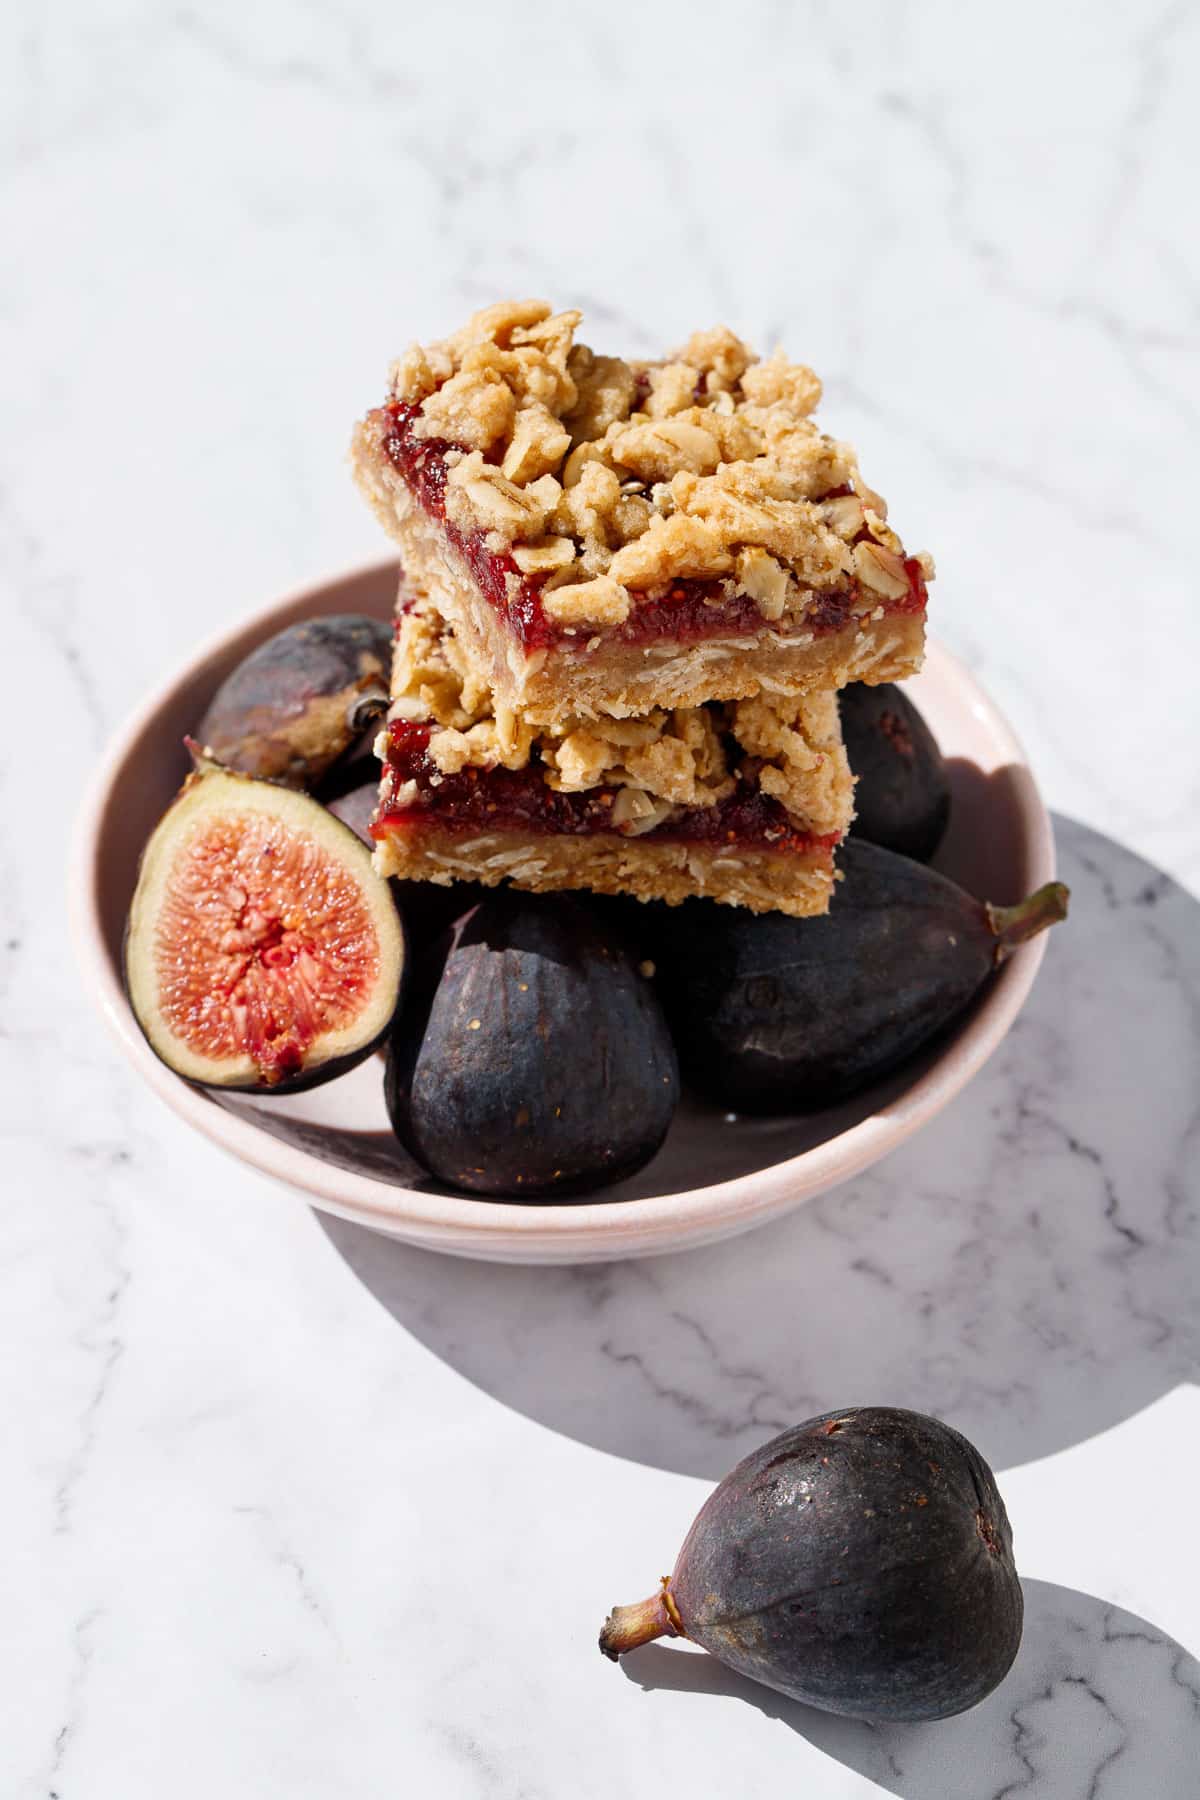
125;764;404;1091
386;892;677;1197
654;839;1068;1113
195;615;392;788
601;1407;1022;1722
841;681;950;860
324;779;379;846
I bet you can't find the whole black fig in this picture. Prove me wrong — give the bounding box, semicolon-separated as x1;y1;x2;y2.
655;839;1068;1113
195;615;392;788
601;1407;1022;1722
386;892;677;1197
841;681;951;860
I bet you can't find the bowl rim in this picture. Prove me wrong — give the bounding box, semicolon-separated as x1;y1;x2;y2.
69;556;1055;1262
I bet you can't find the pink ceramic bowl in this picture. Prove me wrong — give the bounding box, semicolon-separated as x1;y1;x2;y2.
71;558;1055;1264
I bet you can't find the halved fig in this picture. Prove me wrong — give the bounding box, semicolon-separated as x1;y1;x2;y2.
194;615;392;788
125;765;404;1090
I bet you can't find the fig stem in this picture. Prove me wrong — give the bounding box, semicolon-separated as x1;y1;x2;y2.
346;682;390;734
987;882;1070;963
599;1583;682;1661
183;735;223;777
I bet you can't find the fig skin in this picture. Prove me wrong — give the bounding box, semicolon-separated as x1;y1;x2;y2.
600;1407;1023;1723
324;778;379;846
124;764;404;1093
386;892;678;1198
841;681;951;861
195;615;392;788
391;880;491;950
654;839;1068;1113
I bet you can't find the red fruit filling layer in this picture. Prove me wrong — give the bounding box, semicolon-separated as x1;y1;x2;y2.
373;722;838;859
375;402;927;654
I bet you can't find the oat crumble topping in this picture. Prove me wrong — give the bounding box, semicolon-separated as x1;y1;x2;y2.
385;300;933;631
390;599;850;836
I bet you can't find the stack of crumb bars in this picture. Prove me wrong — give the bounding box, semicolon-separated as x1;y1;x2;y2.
351;301;932;918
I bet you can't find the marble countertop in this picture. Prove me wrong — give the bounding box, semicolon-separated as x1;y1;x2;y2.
5;3;1199;1794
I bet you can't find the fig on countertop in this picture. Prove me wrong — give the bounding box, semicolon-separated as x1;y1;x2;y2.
601;1407;1023;1722
194;615;392;788
386;892;678;1197
125;763;404;1090
655;839;1068;1113
841;681;951;860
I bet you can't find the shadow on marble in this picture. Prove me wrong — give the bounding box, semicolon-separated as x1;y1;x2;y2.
318;816;1199;1479
619;1580;1200;1799
933;756;1037;904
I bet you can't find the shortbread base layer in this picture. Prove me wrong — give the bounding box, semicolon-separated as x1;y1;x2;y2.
353;430;925;727
373;821;836;917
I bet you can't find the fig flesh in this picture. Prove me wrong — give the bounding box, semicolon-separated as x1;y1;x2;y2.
125;765;404;1090
655;839;1068;1113
386;892;677;1197
601;1407;1023;1722
195;615;392;788
841;681;950;860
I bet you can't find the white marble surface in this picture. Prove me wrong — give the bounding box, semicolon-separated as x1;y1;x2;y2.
4;2;1200;1794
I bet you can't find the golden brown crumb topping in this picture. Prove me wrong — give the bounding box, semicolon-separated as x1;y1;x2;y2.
389;599;851;835
386;301;933;630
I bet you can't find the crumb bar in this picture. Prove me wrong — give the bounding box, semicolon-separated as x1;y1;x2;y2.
352;301;931;727
371;594;854;917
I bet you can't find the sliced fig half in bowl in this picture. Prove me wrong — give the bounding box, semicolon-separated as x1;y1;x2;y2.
124;764;404;1091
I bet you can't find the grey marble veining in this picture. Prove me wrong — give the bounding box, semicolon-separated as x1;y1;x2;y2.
3;2;1200;1794
625;1577;1200;1799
